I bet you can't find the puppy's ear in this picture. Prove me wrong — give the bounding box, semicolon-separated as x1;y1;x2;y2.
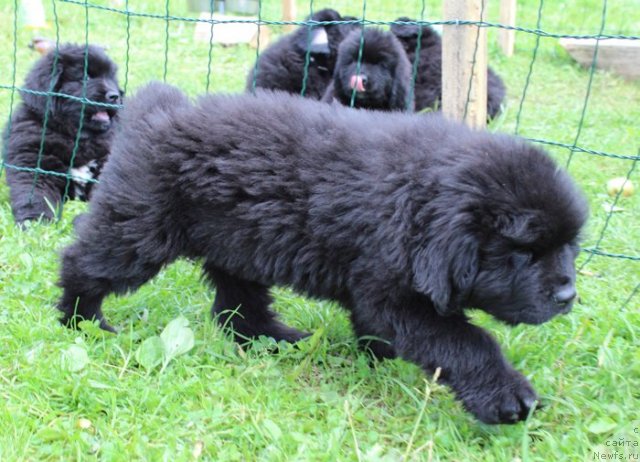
389;44;415;111
412;224;479;316
495;210;546;245
308;28;330;55
390;18;419;39
294;26;331;55
388;77;409;111
321;81;336;103
22;52;63;115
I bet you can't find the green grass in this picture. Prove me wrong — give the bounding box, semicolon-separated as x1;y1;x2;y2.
1;1;639;460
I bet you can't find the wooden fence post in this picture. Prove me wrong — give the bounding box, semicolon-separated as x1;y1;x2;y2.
282;0;296;32
442;0;488;129
499;0;516;56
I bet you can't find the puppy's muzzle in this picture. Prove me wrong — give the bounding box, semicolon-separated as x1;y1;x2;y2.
349;74;367;92
553;285;577;313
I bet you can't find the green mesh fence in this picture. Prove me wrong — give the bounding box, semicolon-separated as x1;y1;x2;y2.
0;0;638;306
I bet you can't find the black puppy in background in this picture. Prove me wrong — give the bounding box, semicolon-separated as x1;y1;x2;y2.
246;9;359;99
322;28;414;112
391;18;506;118
3;43;122;224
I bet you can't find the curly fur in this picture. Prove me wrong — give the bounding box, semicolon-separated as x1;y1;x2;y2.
246;9;359;99
3;43;122;224
322;28;414;111
391;18;506;118
57;83;588;424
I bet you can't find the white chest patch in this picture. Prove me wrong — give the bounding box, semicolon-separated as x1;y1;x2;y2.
69;160;99;200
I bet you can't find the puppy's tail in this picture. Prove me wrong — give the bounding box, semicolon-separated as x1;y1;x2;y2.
119;81;190;134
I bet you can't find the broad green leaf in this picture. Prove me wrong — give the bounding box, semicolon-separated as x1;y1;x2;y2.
136;335;164;370
160;316;195;360
19;253;33;273
587;417;617;434
262;419;282;440
136;335;164;369
62;345;90;372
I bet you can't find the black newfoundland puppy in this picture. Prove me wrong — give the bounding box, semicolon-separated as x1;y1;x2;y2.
3;43;122;224
391;18;506;118
246;9;358;99
58;83;587;424
322;28;414;111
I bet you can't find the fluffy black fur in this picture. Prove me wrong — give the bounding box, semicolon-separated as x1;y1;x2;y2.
391;18;506;118
3;43;122;224
246;9;359;99
58;83;588;424
322;28;414;111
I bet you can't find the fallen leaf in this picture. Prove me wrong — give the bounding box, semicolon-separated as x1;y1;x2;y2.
601;203;624;213
77;418;92;430
192;440;204;458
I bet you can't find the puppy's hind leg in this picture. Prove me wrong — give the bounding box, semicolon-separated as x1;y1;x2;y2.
204;264;309;344
58;227;174;332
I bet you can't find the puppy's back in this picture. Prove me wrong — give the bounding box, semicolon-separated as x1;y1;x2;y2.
109;83;467;179
118;82;190;134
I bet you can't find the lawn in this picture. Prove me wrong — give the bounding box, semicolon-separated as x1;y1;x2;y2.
0;0;638;460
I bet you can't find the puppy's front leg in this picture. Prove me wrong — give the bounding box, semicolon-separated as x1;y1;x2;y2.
389;306;538;424
8;175;63;224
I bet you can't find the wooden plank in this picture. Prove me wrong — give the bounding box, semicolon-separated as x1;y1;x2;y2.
442;0;488;129
560;38;640;80
20;0;48;29
498;0;516;56
282;0;297;33
194;13;271;49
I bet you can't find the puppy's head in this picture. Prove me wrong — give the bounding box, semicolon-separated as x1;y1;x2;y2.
293;9;360;71
333;28;413;111
412;135;588;325
21;43;123;132
390;17;441;52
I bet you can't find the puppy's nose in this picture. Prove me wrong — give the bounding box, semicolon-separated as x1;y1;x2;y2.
554;286;576;306
349;74;367;92
105;90;120;103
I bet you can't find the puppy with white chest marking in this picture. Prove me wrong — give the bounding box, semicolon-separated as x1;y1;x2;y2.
3;43;122;224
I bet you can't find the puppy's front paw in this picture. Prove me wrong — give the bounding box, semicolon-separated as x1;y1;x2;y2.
59;312;117;333
15;210;53;226
459;368;539;424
